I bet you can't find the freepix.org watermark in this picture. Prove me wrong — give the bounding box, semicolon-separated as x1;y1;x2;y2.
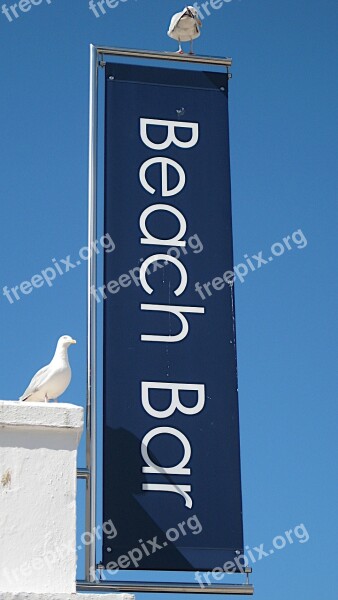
1;232;203;306
0;514;203;584
195;522;310;588
90;233;203;304
1;518;118;584
2;233;115;305
1;0;52;22
88;0;233;20
194;228;308;300
99;514;202;578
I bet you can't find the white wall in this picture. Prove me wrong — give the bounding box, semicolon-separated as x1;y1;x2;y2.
0;402;83;594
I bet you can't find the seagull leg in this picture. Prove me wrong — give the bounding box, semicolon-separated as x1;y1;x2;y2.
189;40;195;55
44;394;48;403
177;40;184;54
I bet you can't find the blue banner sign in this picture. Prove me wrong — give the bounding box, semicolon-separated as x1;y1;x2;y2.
103;62;243;572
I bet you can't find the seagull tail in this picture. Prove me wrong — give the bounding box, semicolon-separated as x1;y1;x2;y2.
19;395;29;402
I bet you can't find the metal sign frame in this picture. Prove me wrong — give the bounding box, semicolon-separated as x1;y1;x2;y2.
77;44;253;596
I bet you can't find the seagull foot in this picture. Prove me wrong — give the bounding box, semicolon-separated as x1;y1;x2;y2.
189;51;195;55
176;50;184;54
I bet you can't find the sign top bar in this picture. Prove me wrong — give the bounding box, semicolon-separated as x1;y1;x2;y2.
96;46;232;68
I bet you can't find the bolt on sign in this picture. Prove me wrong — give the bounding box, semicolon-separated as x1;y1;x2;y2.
103;63;243;571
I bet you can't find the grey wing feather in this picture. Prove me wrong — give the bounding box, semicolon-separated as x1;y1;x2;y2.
19;364;51;400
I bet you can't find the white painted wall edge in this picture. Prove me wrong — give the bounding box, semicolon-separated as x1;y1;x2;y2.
0;401;84;431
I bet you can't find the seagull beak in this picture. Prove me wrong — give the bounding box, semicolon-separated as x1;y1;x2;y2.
197;19;202;26
70;339;77;344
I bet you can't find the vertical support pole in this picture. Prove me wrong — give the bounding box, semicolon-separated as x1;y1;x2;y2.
86;43;98;583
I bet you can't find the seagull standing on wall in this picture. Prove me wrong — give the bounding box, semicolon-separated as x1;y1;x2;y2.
19;335;76;403
168;6;202;54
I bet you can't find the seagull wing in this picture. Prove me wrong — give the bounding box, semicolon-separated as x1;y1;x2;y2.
19;363;51;401
167;9;185;37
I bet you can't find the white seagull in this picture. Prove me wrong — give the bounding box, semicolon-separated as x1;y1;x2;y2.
168;6;202;55
19;335;76;403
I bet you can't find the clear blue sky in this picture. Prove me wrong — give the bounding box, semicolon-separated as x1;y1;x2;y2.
0;0;337;598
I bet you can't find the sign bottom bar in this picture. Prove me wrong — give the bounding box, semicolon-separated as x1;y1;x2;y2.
77;581;254;595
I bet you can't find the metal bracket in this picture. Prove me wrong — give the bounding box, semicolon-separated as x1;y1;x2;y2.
96;45;232;71
99;52;106;68
77;467;90;480
83;565;253;595
245;567;252;585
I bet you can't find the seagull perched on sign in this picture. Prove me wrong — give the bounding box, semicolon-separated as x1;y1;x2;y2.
168;6;202;55
19;335;76;403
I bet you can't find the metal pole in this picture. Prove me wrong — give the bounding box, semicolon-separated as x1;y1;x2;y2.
86;42;98;583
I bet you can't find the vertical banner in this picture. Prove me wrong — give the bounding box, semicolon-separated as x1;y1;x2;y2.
103;63;243;571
